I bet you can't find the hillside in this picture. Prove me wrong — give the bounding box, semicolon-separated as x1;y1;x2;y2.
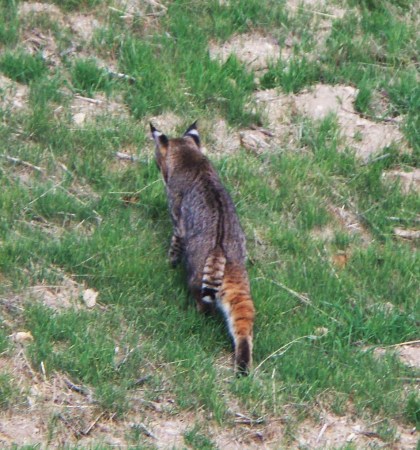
0;0;419;448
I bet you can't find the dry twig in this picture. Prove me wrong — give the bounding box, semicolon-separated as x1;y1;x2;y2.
1;154;44;172
131;423;157;439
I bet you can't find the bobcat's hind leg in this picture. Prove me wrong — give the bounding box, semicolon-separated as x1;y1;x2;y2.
168;232;183;267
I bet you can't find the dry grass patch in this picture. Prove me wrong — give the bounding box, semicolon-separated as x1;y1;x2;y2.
209;33;283;75
297;410;418;449
382;169;420;195
293;84;406;160
18;2;64;24
71;93;128;125
0;74;29;111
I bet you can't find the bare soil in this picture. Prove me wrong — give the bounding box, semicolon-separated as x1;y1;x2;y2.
0;75;29;111
209;33;284;75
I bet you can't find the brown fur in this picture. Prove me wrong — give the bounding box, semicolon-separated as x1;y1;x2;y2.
151;122;255;375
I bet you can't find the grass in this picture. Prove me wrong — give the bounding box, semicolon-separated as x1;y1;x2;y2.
0;0;19;46
0;0;419;447
0;50;48;84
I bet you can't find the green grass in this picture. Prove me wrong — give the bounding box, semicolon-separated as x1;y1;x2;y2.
0;0;19;46
70;58;114;97
0;0;419;446
0;373;18;410
0;50;48;84
184;424;216;450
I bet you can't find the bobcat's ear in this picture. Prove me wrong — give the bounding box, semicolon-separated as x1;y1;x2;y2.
150;123;169;148
183;121;200;147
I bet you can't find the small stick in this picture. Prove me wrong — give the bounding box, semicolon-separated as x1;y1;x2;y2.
357;430;381;438
362;153;391;165
115;151;139;162
1;154;44;172
108;6;132;16
249;125;275;137
131;423;157;439
234;412;265;425
254;335;313;372
316;422;329;443
341;107;399;124
81;412;104;436
24;180;64;210
254;277;311;305
104;68;136;84
63;377;91;397
74;95;103;105
383;340;420;348
293;6;341;18
254;276;340;324
133;375;151;386
40;361;47;381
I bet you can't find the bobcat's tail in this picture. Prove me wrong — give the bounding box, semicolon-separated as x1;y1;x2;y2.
219;262;255;375
201;247;226;305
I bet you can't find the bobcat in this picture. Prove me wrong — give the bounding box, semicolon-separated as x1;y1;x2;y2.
151;122;255;375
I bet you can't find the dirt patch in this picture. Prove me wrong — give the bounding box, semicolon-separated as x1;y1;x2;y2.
207;118;241;156
286;0;348;56
328;204;372;244
28;280;82;311
0;75;29;111
287;0;347;18
22;28;61;66
1;268;101;314
149;111;183;134
253;88;298;148
112;0;167;34
209;33;283;75
383;169;420;194
68;14;101;42
370;342;420;370
19;2;64;24
294;84;406;160
71;93;128;125
0;345;417;450
397;343;420;369
0;351;100;448
297;411;417;449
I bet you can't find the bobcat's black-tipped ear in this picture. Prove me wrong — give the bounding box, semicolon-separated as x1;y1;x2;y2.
150;123;169;147
183;121;200;147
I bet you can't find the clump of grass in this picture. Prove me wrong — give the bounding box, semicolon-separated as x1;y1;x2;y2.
70;58;113;97
0;0;19;46
260;57;320;93
404;391;420;429
0;328;9;354
184;424;216;450
0;50;48;84
0;373;17;410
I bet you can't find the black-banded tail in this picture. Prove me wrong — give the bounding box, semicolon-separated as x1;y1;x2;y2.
201;247;226;305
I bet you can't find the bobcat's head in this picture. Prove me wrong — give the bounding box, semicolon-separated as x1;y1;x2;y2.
150;122;201;183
